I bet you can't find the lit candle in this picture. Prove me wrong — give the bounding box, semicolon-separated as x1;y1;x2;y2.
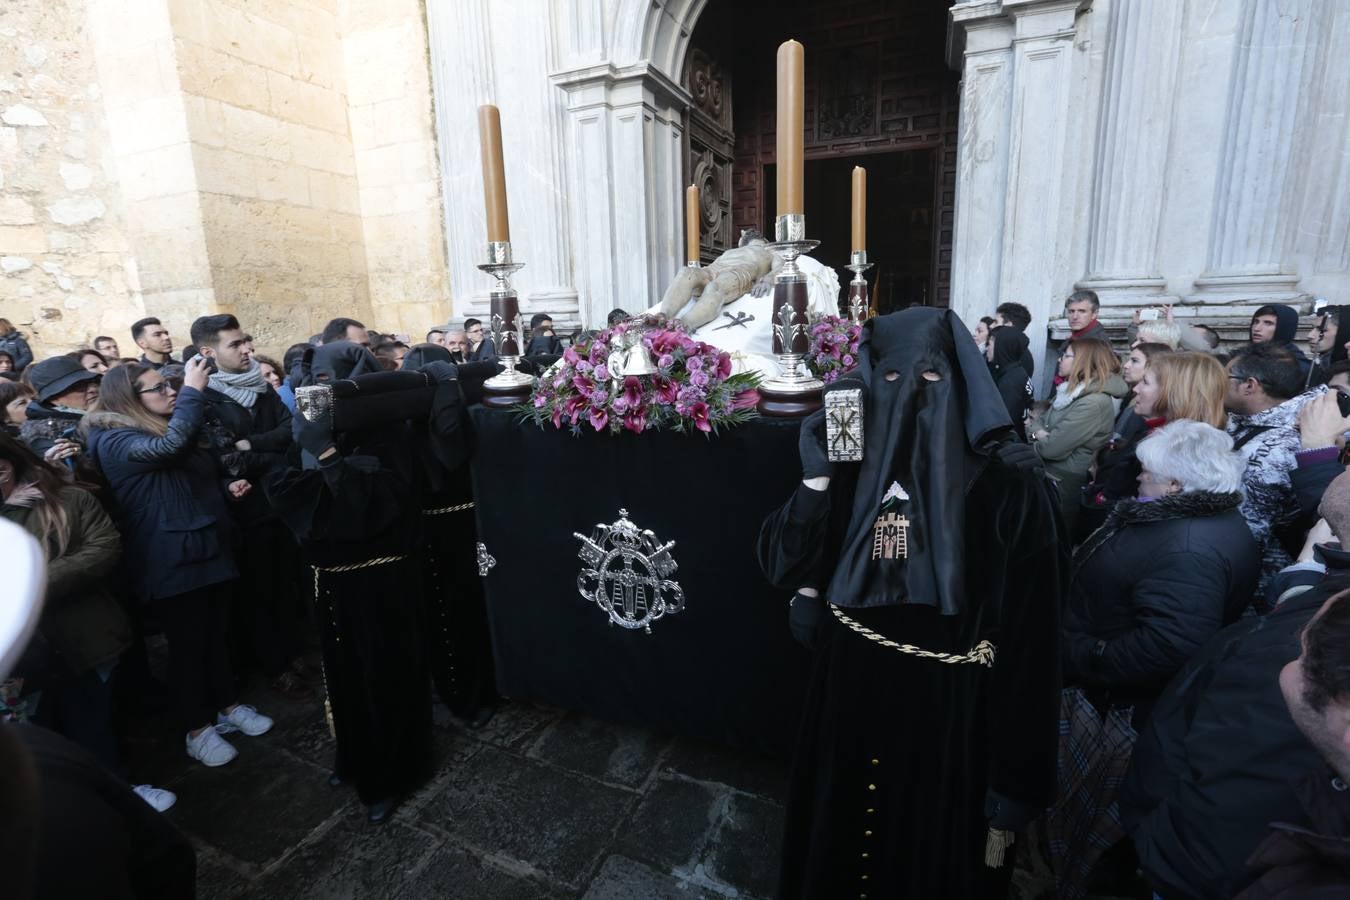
686;183;700;264
478;104;510;243
776;40;804;217
851;166;866;252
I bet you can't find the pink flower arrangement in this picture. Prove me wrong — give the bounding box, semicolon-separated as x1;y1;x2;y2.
807;316;862;384
520;319;761;435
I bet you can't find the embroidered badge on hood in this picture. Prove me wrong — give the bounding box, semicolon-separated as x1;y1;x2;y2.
872;481;912;560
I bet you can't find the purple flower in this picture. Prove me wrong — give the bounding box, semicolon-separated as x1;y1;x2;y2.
533;394;547;408
590;388;608;405
658;354;674;370
686;356;703;373
691;371;709;389
589;407;609;431
594;364;609;381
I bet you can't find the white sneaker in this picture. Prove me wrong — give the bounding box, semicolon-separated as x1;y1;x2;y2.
186;727;238;767
132;784;178;812
215;704;274;737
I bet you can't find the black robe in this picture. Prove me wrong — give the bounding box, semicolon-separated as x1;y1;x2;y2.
401;345;499;719
267;435;434;806
418;465;498;719
758;461;1064;898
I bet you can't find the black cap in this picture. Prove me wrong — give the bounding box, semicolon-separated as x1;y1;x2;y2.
28;356;99;403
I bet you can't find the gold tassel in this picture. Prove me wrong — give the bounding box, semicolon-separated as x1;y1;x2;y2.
984;827;1014;868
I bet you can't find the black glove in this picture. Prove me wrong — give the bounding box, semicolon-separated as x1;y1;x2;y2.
789;591;825;649
798;409;833;480
294;412;336;460
421;360;459;384
984;788;1039;831
993;437;1043;476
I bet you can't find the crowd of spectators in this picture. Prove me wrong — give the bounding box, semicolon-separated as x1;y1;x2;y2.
975;290;1350;897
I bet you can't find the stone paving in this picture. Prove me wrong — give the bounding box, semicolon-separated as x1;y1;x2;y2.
124;683;791;899
119;664;1143;899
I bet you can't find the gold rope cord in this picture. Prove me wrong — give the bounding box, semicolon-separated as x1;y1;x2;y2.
314;554;408;574
422;501;475;516
828;605;996;667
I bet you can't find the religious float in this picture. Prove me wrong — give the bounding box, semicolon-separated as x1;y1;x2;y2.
304;41;878;756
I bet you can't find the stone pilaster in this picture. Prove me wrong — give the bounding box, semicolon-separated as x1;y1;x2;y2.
1076;0;1183;306
1192;0;1321;301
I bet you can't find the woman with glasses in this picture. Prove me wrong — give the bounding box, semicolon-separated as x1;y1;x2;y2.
1031;339;1128;535
83;358;273;769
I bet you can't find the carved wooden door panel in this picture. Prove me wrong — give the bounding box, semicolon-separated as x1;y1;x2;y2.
685;47;734;264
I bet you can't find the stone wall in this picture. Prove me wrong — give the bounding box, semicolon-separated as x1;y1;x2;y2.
340;0;451;336
169;0;373;351
0;0;148;358
1;0;452;360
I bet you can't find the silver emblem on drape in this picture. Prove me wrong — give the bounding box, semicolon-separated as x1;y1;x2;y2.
574;509;684;633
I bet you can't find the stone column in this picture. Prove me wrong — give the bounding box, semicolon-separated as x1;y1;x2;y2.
424;0;496;317
948;8;1015;331
948;0;1087;391
425;0;581;327
1192;0;1320;301
1076;0;1184;306
553;64;688;328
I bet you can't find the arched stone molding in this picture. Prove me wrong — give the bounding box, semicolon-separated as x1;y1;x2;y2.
549;0;711;326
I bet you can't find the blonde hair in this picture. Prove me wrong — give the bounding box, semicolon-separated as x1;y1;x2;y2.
1064;339;1120;394
1152;353;1228;429
86;364;170;436
1137;320;1182;350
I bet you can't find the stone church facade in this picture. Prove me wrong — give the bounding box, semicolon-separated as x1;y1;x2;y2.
1;0;1346;370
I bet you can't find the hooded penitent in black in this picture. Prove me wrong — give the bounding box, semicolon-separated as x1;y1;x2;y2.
824;309;1013;616
757;307;1065;898
988;325;1032;440
266;340;434;814
399;345;499;722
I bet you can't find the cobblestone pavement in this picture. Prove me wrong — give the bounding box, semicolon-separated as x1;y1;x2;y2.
121;675;1143;899
124;684;790;899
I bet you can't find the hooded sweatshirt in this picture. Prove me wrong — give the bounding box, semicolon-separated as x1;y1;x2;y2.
1252;305;1311;381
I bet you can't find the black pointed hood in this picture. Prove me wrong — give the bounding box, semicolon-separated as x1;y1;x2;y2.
824;308;1012;615
304;341;381;385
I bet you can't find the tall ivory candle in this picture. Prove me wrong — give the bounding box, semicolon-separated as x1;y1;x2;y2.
776;40;805;217
686;184;700;263
851;166;866;252
478;104;510;243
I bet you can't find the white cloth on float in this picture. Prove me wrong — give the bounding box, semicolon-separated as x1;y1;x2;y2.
671;255;841;379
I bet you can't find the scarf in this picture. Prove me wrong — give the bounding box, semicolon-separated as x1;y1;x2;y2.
1052;381;1086;411
194;355;269;408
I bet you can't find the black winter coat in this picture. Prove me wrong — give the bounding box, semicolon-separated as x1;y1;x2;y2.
201;385;293;524
1062;491;1259;715
85;386;239;601
1120;577;1343;900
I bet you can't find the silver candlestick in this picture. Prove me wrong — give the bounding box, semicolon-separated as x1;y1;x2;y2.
478;240;535;407
758;214;823;416
845;249;873;325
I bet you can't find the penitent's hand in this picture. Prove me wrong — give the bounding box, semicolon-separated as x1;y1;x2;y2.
798;409;833;482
